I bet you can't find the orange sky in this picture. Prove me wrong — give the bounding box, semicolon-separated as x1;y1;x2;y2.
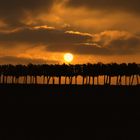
0;0;139;64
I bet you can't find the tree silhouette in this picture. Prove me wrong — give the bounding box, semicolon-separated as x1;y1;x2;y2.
74;64;81;85
0;65;2;84
0;63;139;86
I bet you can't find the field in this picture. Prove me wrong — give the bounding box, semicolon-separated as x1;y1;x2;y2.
0;84;139;104
1;84;140;139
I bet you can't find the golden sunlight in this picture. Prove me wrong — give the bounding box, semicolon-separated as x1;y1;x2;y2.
64;53;74;63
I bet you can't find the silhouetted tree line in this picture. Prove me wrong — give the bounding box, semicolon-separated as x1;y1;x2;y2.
0;63;139;85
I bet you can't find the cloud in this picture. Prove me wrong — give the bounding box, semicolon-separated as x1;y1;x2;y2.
0;26;92;47
0;0;139;64
0;56;59;64
92;31;140;54
0;26;139;55
67;0;140;15
0;0;56;27
43;30;140;55
0;0;139;34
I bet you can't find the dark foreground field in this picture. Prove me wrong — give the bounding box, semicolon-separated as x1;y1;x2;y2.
0;84;139;104
0;85;140;139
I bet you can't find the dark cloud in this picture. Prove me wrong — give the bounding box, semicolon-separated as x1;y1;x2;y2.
0;27;139;55
0;0;56;27
0;56;59;64
0;27;91;46
69;44;112;55
92;31;140;55
49;31;140;55
67;0;140;14
108;38;140;54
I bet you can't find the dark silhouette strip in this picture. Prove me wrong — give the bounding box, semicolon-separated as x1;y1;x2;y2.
0;63;139;85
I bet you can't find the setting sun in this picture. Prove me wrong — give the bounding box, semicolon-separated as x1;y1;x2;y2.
64;53;74;63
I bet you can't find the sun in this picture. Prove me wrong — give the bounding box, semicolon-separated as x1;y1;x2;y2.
64;53;74;63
